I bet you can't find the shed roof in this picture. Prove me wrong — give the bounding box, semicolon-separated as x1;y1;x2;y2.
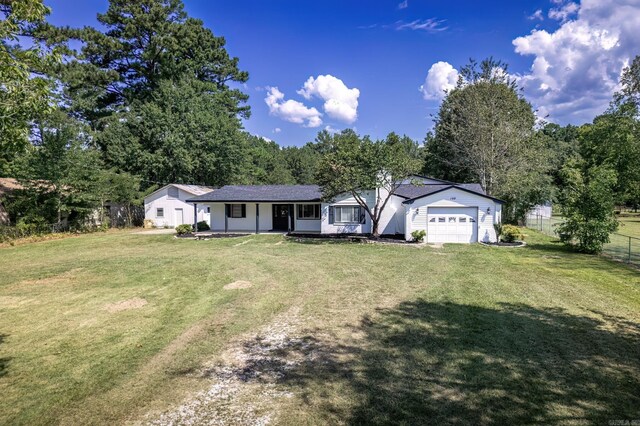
144;184;215;200
0;178;22;197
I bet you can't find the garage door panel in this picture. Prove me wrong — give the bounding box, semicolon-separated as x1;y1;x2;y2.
427;207;478;244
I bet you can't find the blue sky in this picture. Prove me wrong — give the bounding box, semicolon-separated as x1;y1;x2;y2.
45;0;640;146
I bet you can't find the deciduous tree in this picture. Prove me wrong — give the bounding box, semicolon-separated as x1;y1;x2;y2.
316;130;422;237
0;0;58;174
8;111;104;225
424;58;552;223
557;160;618;253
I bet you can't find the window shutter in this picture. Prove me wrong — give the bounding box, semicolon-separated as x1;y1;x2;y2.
359;207;366;224
328;206;334;224
241;204;246;218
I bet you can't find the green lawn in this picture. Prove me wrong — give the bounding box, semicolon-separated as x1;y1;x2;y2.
1;231;639;425
618;213;640;238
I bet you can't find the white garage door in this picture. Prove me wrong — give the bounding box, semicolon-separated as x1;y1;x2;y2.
427;207;478;243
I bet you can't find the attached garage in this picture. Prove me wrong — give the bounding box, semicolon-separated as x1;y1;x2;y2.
401;185;504;243
427;207;478;243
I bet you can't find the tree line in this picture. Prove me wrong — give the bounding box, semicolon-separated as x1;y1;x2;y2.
2;0;639;252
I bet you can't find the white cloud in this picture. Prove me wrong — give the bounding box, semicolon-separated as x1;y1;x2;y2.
298;75;360;124
273;128;281;133
395;18;448;32
420;61;459;100
513;0;640;124
253;133;272;142
264;87;322;128
398;0;408;9
528;9;544;20
548;1;579;22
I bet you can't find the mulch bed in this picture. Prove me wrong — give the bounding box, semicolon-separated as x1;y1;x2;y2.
287;233;417;244
481;241;526;247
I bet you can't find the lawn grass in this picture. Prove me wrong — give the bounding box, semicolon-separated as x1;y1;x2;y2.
527;214;640;267
618;213;640;238
0;230;639;425
604;214;640;265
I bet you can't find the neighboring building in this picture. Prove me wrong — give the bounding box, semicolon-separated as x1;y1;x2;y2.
529;202;553;219
144;184;214;228
186;176;504;243
0;178;21;225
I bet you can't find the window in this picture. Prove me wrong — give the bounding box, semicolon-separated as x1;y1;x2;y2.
429;218;435;222
297;204;320;220
156;208;164;218
334;206;361;223
206;207;211;213
438;217;445;223
470;217;476;223
459;217;467;223
229;204;246;218
449;217;456;222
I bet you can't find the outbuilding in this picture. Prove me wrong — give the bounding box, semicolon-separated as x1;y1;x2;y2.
144;184;214;228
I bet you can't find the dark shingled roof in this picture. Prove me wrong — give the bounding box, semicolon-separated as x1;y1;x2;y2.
186;182;503;204
397;183;505;204
186;185;322;203
395;183;486;199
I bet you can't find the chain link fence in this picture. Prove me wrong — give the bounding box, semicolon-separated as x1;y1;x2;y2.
525;214;640;268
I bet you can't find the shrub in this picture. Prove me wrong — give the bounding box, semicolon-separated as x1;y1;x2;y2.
500;224;524;243
143;219;155;229
196;221;210;231
557;164;618;254
16;216;49;237
411;229;426;243
175;224;193;235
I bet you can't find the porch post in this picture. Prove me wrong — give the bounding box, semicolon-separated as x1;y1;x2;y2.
255;203;259;234
193;203;198;232
224;204;228;233
287;204;292;232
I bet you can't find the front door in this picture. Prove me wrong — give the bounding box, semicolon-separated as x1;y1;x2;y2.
272;204;292;231
174;208;184;226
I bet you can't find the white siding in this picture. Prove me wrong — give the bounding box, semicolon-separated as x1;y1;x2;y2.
377;192;406;235
295;216;321;232
205;203;274;232
321;191;373;234
144;187;210;228
318;191;406;235
404;188;501;243
409;202;428;235
204;203;322;233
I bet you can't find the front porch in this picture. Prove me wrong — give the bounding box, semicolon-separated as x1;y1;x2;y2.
190;202;322;234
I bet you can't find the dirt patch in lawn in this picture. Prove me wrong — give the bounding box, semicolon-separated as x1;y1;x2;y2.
103;297;147;313
223;280;253;290
147;308;340;426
